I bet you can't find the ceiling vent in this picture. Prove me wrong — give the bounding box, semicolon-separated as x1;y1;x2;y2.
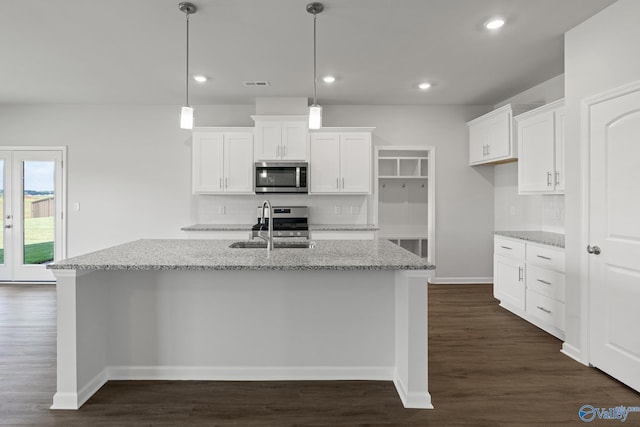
243;81;271;87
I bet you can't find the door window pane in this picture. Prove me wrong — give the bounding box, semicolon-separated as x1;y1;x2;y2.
23;161;55;265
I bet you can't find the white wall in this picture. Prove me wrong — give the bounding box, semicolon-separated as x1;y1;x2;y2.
564;0;640;361
0;103;492;282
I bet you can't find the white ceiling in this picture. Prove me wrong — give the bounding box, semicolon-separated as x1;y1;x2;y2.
0;0;616;106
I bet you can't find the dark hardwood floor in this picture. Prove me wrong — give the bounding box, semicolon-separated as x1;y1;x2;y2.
0;283;638;426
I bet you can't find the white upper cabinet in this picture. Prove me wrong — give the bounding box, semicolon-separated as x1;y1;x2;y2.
252;115;308;161
515;99;565;194
468;104;538;166
309;129;372;194
192;128;254;194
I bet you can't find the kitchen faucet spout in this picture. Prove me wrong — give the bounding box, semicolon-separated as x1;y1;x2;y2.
258;200;274;251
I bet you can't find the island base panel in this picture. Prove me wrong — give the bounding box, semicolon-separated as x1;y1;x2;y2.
52;268;431;409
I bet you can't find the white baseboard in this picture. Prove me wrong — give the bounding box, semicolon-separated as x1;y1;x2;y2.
561;343;589;366
428;276;493;285
392;373;433;409
108;365;395;381
51;368;108;410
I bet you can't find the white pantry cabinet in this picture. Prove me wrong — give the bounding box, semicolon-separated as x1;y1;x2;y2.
468;104;538;165
252;115;308;161
493;235;565;339
515;99;565;194
192;128;254;194
309;129;373;194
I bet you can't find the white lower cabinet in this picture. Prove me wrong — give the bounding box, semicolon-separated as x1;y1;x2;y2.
493;235;565;339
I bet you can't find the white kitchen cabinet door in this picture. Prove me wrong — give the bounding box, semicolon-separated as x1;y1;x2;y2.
192;130;253;194
340;133;371;193
494;254;525;311
192;132;224;193
224;132;254;193
554;109;566;192
253;117;308;161
468;105;514;165
516;100;565;194
309;133;341;193
518;110;555;193
282;121;308;160
254;121;282;161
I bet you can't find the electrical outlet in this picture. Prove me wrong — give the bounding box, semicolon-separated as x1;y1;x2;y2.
217;206;226;215
509;206;516;216
334;206;341;215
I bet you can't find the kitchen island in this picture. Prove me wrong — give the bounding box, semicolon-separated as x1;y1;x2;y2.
48;239;435;410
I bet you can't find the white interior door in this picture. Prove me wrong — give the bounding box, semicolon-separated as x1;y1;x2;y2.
587;82;640;392
0;149;64;282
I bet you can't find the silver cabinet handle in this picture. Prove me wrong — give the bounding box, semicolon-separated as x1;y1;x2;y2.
555;171;560;187
336;178;339;190
277;146;280;158
283;145;286;158
587;245;601;255
500;245;512;250
536;255;552;260
219;178;222;189
225;177;228;189
518;266;523;281
536;306;552;314
536;279;552;285
342;178;345;189
547;172;552;186
486;145;490;156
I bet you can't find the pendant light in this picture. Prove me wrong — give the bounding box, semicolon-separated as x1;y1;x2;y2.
179;2;196;129
307;2;324;130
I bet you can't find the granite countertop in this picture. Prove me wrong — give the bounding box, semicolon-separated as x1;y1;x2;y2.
48;239;434;272
309;224;379;231
181;224;253;231
181;224;379;232
494;231;565;248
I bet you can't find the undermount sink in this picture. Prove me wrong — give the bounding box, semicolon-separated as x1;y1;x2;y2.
229;241;316;249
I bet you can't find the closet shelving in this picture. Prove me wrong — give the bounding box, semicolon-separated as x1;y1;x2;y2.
375;147;434;262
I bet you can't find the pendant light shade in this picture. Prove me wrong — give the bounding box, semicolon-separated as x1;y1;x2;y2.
180;106;194;129
309;105;322;130
179;2;196;130
307;3;324;130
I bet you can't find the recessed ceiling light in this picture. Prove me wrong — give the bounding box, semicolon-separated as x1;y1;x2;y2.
418;82;431;90
193;75;207;83
322;75;336;83
485;18;505;30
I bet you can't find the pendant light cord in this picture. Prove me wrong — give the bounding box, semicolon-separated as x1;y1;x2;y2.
312;13;317;106
185;12;190;107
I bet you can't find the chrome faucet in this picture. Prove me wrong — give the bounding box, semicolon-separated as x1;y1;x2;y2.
258;200;274;250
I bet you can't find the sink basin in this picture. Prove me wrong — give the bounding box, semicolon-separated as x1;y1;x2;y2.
229;241;316;249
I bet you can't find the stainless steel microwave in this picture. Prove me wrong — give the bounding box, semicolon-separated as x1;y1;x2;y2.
255;162;308;193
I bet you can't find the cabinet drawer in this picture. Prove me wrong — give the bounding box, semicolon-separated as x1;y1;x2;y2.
526;289;565;332
526;265;566;302
494;236;525;259
526;244;565;272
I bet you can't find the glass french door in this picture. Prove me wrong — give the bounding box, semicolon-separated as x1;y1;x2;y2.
0;150;64;282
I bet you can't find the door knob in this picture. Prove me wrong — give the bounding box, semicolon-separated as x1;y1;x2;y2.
587;245;601;255
4;224;11;229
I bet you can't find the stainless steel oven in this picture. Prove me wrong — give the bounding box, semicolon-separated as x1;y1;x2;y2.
254;162;308;193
